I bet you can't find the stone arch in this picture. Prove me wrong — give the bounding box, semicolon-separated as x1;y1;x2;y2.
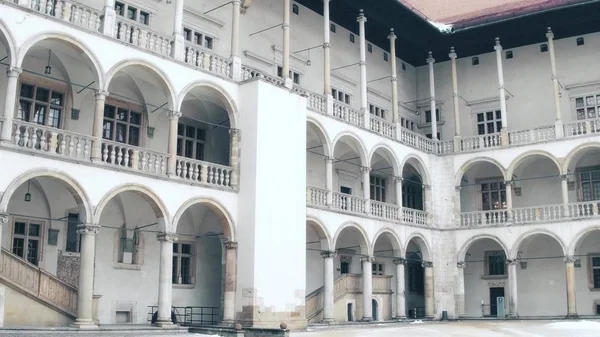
568;226;600;255
455;157;507;187
371;228;403;257
457;234;509;262
405;232;431;261
510;229;567;259
17;31;105;89
562;142;600;174
0;169;92;224
0;17;17;67
369;144;400;176
93;184;169;231
333;221;370;255
306;216;332;251
177;80;239;129
401;154;430;185
172;197;236;241
307;117;332;158
506;150;562;179
331;132;369;167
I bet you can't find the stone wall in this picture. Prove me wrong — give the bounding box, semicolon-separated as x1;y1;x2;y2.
56;252;80;288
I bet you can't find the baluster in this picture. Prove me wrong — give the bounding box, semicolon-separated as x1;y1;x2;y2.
44;0;52;14
54;0;62;18
81;9;90;28
62;2;72;21
176;160;182;177
208;167;215;184
116;147;124;166
153;156;160;173
13;125;22;146
39;130;47;152
124;25;132;43
140;152;147;171
102;144;108;162
192;163;199;181
148;34;156;51
30;127;39;149
73;6;82;25
83;139;89;158
131;28;139;45
123;149;130;167
67;135;74;156
87;10;95;29
108;145;116;164
94;14;101;31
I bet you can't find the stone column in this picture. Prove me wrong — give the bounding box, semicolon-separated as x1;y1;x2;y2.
222;241;238;324
505;181;513;221
0;214;8;256
564;255;578;318
422;261;434;318
0;67;22;145
156;233;178;327
325;156;333;206
456;261;466;318
427;52;438;140
361;256;374;321
167;111;182;178
171;0;185;61
561;175;570;215
91;90;108;162
507;259;519;318
73;224;100;329
102;0;117;37
229;129;240;188
546;27;563;137
361;166;371;214
230;0;242;80
321;251;336;323
494;38;509;146
357;10;369;129
395;177;403;220
393;258;407;319
454;186;462;225
282;0;292;88
323;0;333;114
389;29;399;126
449;47;461;150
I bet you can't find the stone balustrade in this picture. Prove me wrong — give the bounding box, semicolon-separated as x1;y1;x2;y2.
399;128;436;153
402;208;429;226
306;186;328;207
459;134;502;152
307;92;326;114
331;192;366;214
563;118;600;138
370;200;399;221
28;0;102;32
370;115;395;139
333;101;364;127
100;140;168;175
115;19;173;57
185;44;232;78
509;125;555;146
175;157;233;188
372;275;393;293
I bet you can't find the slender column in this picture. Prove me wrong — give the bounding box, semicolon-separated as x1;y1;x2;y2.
230;0;242;80
361;166;371;214
456;261;466;318
0;214;8;258
325;156;333;206
422;261;434;318
167;111;182;177
454;186;462;225
561;175;570;215
505;181;513;221
389;29;399;125
494;38;509;146
321;251;336;323
229;129;241;187
323;0;333;114
0;67;22;145
393;258;407;319
90;90;109;162
171;0;185;61
282;0;292;88
507;259;519;318
449;47;461;151
156;233;178;326
427;52;438;140
73;224;100;328
222;242;238;324
563;255;578;318
357;10;369;129
102;0;117;37
361;256;374;321
546;27;563;137
395;177;403;217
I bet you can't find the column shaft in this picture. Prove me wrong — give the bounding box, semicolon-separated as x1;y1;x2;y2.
73;224;100;328
223;242;238;323
230;0;242;80
547;28;562;124
561;175;570;215
456;262;466;317
494;38;508;129
505;182;513;220
325;157;333;206
282;0;291;87
395;178;403;210
157;233;177;325
450;48;460;137
167;111;182;177
394;259;406;318
564;256;578;318
91;91;108;162
389;29;399;124
322;251;336;322
357;10;369;129
323;0;331;96
423;262;434;317
0;67;22;144
427;52;437;140
508;261;518;318
361;257;373;321
362;167;370;214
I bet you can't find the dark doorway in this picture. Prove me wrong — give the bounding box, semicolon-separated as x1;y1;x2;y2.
372;299;378;321
347;303;353;321
489;287;505;316
340;261;350;274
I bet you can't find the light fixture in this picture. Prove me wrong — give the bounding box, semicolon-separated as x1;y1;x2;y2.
306;49;311;66
45;50;52;75
24;180;31;202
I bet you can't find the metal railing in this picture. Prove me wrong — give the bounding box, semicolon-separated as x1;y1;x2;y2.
147;306;220;326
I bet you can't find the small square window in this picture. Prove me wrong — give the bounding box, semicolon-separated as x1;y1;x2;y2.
293;72;300;85
183;28;192;41
139;11;149;25
505;51;513;59
126;6;137;20
383;53;389;62
540;44;548;52
292;4;299;15
402;63;406;71
115;2;124;16
204;36;213;49
472;57;479;65
367;44;373;53
330;24;336;33
349;33;355;43
194;33;202;45
577;37;585;46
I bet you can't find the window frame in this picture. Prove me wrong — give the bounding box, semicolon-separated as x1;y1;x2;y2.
183;26;215;50
589;254;600;290
372;262;385;276
476;109;503;135
330;23;336;33
114;1;151;26
276;66;302;85
292;3;299;15
332;88;351;105
65;212;81;254
484;251;507;278
369;103;387;120
349;33;355;43
17;75;67;129
102;98;144;147
479;178;507;211
173;241;196;287
370;175;386;202
176;119;207;161
10;217;45;266
574;94;600;121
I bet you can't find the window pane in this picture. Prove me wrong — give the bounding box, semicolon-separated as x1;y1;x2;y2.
12;238;25;258
27;239;39;265
50;92;63;106
495;110;502;119
17;101;31;121
487;122;495;134
116;124;126;143
582;172;591;180
195;143;204;161
577;109;586;120
185;140;194;158
104;105;115;119
181;244;191;254
128;126;139;146
173;243;179;253
594;269;600;288
204;36;213;49
20;84;34;98
139;11;149;25
486;111;493;120
66;214;79;253
197;129;206;141
14;222;26;235
576;97;584;108
496;122;502;132
177;123;184;136
588;107;597;118
176;138;183;156
481;183;489;191
29;223;41;237
477;113;484;122
33;104;46;125
117;109;128;121
181;257;191;284
172;256;178;283
186;126;196;139
48;108;61;128
127;6;137;20
103;120;113;140
587;96;595;106
129;111;141;125
593;257;600;267
35;88;49;102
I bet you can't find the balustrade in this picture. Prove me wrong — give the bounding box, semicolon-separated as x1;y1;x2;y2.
459;134;502;152
512;204;563;224
115;19;173;57
369;115;395;139
332;102;364;127
185;44;232;78
331;192;366;214
12;120;92;160
372;275;392;293
28;0;102;32
101;140;167;175
509;126;556;146
459;210;509;227
307;92;326;113
306;186;328;207
402;208;428;226
563;118;600;138
175;157;233;188
399;128;435;153
370;200;399;221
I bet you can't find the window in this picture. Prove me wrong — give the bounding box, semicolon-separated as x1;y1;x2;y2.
369;104;386;119
577;37;585;46
11;218;44;266
103;103;142;146
349;33;355;43
481;180;506;211
370;176;386;202
476;110;502;135
115;1;150;26
485;251;507;276
579;169;600;202
330;24;336;33
292;4;299;15
505;51;513;59
372;262;384;276
591;256;600;289
340;256;351;274
367;44;373;53
340;186;351;194
332;88;351;105
18;82;64;128
177;122;206;161
426;132;440;140
183;27;215;50
65;213;81;253
277;66;301;85
425;109;440;124
407;253;424;294
540;44;548;52
400;118;415;131
472;57;479;65
383;52;389;62
575;95;600;120
402;179;423;210
173;242;194;285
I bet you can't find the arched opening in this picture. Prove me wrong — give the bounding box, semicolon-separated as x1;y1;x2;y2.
458;159;507;225
372;231;401;320
571;228;600;315
513;232;566;316
564;145;600;208
332;135;367;213
405;236;429;319
0;23;16;124
372;298;379;321
370;146;399;219
402;157;427;211
508;153;562;213
305;218;331;323
306;120;330;192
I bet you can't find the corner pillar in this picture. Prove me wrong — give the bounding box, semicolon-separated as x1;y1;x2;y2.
72;224;100;329
395;177;403;220
222;241;238;325
561;175;570;215
156;233;178;327
361;256;374;321
102;0;117;37
1;67;22;145
393;258;407;319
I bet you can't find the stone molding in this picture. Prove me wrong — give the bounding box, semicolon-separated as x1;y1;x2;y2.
157;232;179;242
393;258;407;265
421;261;433;268
359;255;374;263
457;261;467;268
77;224;100;235
224;241;238;250
0;213;8;224
320;251;337;259
563;255;577;263
168;111;183;120
506;259;520;266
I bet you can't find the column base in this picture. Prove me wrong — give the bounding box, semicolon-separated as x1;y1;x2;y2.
221;319;235;327
284;77;293;89
506;313;519;319
361;317;373;322
555;120;564;138
501;128;510;148
71;319;98;329
326;94;334;115
565;313;579;319
322;318;335;324
395;316;406;320
0;139;13;147
154;320;178;329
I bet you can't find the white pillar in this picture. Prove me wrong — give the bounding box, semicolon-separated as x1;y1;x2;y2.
230;0;242;81
361;256;373;321
171;0;185;61
507;259;519;318
282;0;292;88
449;47;461;151
0;67;22;145
423;261;434;318
564;255;578;318
561;175;570;215
72;224;100;329
456;261;466;318
427;52;438;140
325;156;333;206
361;166;371;214
222;242;238;324
546;27;563;137
102;0;117;37
357;10;369;129
156;233;178;327
229;129;240;188
395;177;403;218
90;90;108;162
167;111;182;177
321;251;336;323
389;29;399;125
494;38;509;145
394;258;406;319
454;186;462;225
323;0;333;114
505;181;513;221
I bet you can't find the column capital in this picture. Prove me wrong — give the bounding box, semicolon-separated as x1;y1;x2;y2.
505;180;513;186
77;224;100;235
321;250;337;259
229;128;240;136
356;9;367;23
561;174;569;181
457;261;467;268
388;28;396;41
231;0;241;4
168;111;182;120
157;232;179;242
449;47;457;60
563;255;577;263
360;166;371;173
393;258;407;265
323;42;331;49
421;261;433;268
455;185;462;191
359;255;374;263
324;156;333;164
426;51;435;64
6;67;22;78
394;176;403;183
359;61;367;66
224;241;238;250
95;90;109;100
546;27;554;40
506;258;519;266
494;37;503;51
0;213;9;224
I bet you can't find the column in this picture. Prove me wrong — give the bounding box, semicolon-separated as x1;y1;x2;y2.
563;255;578;318
361;166;371;214
90;90;108;162
561;175;570;215
427;52;438;140
449;47;461;150
321;251;336;323
357;10;369;129
323;0;333;114
395;177;403;220
422;261;434;318
282;0;292;88
230;0;242;80
167;111;182;177
361;256;374;321
325;156;333;206
73;224;100;328
0;67;22;145
456;261;466;318
222;242;238;324
494;38;509;146
507;259;519;318
0;214;8;256
171;0;185;61
454;186;462;225
505;181;513;221
393;258;407;319
102;0;117;37
229;129;241;187
156;233;178;327
546;27;563;137
389;29;399;127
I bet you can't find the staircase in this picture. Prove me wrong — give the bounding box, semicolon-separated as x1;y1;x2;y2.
305;274;363;322
0;248;77;320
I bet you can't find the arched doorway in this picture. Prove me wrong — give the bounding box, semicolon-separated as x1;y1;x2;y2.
457;159;507;225
405;235;431;318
